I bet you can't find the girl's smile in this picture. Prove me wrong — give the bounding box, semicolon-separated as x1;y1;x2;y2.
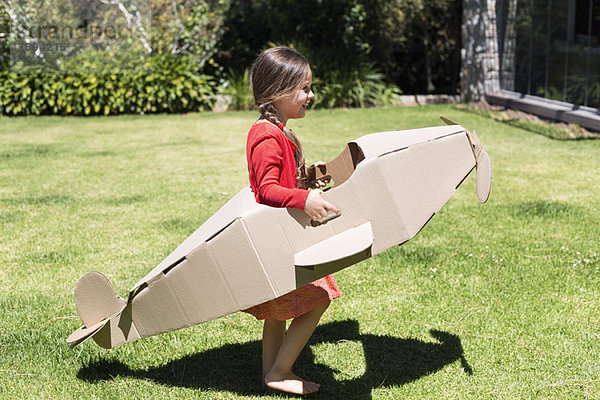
273;68;314;124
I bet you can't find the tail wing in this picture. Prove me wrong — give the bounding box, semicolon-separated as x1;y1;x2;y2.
67;271;126;348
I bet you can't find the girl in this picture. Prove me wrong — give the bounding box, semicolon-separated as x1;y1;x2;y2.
243;46;341;395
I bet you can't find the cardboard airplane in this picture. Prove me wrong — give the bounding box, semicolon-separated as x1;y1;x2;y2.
67;117;492;349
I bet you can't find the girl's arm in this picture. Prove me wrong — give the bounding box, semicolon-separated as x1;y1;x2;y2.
251;137;339;220
251;137;309;209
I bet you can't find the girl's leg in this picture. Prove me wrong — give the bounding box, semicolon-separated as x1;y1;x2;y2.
264;302;329;395
262;319;286;382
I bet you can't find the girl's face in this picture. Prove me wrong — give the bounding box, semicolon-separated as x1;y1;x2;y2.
273;68;314;123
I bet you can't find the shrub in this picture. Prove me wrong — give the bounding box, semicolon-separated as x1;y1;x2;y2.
217;0;460;96
223;68;254;111
312;60;401;108
0;53;217;116
279;41;401;109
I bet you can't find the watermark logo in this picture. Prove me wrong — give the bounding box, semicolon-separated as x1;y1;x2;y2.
5;0;151;73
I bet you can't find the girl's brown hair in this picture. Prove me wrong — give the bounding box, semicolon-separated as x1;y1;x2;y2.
250;46;310;185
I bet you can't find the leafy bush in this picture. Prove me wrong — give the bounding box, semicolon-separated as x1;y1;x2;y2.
0;0;225;116
217;0;460;96
217;0;370;76
359;0;462;94
223;68;254;111
1;0;460;116
312;59;401;108
151;0;228;73
277;41;400;109
0;53;217;116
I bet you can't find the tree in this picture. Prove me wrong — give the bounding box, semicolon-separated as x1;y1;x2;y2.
461;0;500;101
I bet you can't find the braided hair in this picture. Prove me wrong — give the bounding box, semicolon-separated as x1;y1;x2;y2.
250;47;309;186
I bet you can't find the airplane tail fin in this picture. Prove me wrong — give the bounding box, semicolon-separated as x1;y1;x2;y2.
67;271;126;348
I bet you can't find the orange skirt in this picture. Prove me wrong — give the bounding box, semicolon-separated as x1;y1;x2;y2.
243;275;341;320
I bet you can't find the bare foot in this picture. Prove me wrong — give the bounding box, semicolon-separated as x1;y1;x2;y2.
265;371;320;395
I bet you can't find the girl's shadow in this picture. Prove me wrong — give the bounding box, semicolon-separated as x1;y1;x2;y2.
77;319;472;399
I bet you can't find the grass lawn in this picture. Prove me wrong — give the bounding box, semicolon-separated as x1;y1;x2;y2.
1;105;599;399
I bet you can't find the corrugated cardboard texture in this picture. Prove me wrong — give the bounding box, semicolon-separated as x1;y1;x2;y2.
74;271;126;328
68;123;490;349
294;222;373;267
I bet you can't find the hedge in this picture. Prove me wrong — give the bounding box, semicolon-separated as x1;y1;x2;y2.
0;54;217;116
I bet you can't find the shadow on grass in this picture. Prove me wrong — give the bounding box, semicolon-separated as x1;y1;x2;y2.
0;194;73;206
511;200;581;219
77;319;471;399
0;143;65;160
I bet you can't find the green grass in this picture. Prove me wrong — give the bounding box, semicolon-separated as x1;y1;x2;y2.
1;105;599;399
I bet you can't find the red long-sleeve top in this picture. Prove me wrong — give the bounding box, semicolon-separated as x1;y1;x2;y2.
246;120;309;209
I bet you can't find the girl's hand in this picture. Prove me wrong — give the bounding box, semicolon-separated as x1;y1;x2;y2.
304;189;339;221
